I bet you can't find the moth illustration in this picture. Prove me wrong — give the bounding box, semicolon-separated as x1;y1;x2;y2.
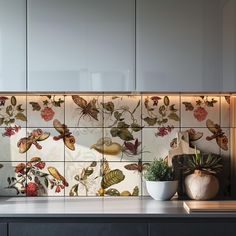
124;160;150;173
17;129;50;153
72;95;99;124
206;119;228;151
53;119;75;151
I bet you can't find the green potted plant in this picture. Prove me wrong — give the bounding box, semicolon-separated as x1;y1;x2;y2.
144;158;178;200
184;152;223;200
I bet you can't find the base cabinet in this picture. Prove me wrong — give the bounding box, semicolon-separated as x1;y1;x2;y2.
0;223;7;236
9;223;147;236
150;222;236;236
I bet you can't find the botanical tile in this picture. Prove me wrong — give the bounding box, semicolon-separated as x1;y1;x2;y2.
65;128;103;162
103;95;141;128
142;127;180;162
26;161;65;197
103;128;142;161
142;94;180;128
65;95;103;127
0;128;26;162
181;128;221;155
26;128;64;162
27;95;65;127
181;95;220;127
0;162;26;196
0;95;27;128
221;95;230;128
101;161;141;197
65;161;101;196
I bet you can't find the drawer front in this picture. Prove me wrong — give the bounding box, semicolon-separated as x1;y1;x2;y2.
9;223;147;236
150;222;235;236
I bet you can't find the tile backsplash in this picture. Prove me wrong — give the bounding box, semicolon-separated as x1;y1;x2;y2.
0;94;231;197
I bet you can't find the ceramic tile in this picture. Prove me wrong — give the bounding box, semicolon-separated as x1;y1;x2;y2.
142;94;180;128
26;128;64;162
0;162;26;196
27;95;65;127
26;161;65;196
65;161;101;196
142;127;180;162
65;128;103;162
181;127;221;155
103;95;141;128
221;95;230;128
103;128;142;161
0;95;27;128
181;95;220;127
101;161;142;197
0;128;26;162
65;95;103;127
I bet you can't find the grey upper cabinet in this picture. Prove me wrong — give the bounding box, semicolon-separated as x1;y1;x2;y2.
27;0;135;92
136;0;231;92
0;0;26;91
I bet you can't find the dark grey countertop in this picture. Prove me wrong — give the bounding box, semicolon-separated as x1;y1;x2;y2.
0;197;236;218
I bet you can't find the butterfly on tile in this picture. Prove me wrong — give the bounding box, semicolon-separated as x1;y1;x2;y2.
206;119;228;151
124;160;150;173
53;119;75;151
17;129;50;153
71;95;99;124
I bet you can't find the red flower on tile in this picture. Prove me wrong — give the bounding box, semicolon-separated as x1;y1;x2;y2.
155;126;174;137
15;163;26;174
124;139;141;156
41;107;55;121
2;125;21;137
193;107;208;122
26;182;39;196
34;161;46;170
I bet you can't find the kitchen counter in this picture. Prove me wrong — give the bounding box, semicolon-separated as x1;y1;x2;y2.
0;197;236;218
0;197;236;236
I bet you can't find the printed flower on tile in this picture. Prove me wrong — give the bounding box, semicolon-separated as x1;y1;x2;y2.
2;125;21;137
69;161;98;196
0;96;26;136
142;96;180;127
182;96;217;122
7;157;68;196
29;95;64;122
155;126;174;137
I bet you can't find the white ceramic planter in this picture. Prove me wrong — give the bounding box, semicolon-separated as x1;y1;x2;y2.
146;180;178;200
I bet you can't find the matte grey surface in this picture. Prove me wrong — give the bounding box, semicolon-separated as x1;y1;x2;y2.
1;197;236;218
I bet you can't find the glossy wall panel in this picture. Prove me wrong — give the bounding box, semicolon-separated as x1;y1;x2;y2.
0;0;26;91
27;0;135;91
136;0;223;91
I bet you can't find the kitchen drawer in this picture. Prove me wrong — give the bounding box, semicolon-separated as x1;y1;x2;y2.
150;222;235;236
9;223;147;236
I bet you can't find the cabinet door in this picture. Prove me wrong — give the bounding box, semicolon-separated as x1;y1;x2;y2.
9;223;147;236
27;0;135;91
0;0;26;91
150;222;235;236
136;0;222;92
0;223;7;236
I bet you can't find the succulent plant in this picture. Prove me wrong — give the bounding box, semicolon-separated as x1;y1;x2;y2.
184;151;223;175
144;158;174;181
